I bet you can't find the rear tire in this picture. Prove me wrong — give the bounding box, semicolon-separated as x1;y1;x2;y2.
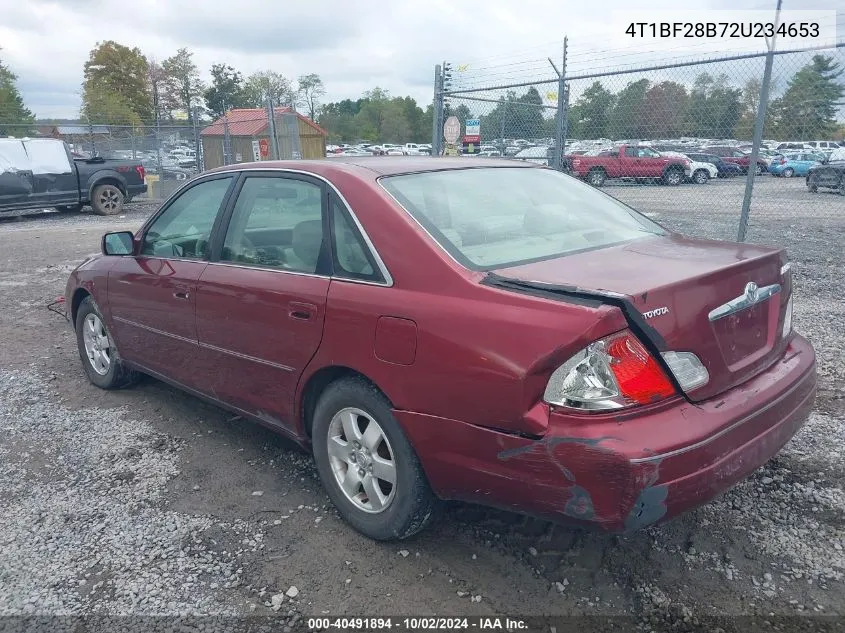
312;377;439;540
755;164;764;176
587;168;606;187
839;177;845;196
75;296;139;389
693;169;709;185
91;184;124;216
662;168;683;186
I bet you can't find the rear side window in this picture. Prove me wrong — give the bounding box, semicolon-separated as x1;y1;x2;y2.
221;176;326;274
330;197;383;283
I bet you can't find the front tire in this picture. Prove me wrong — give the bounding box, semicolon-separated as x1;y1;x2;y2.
662;168;682;186
312;377;438;540
693;169;709;185
782;167;795;178
587;168;606;187
91;184;125;216
75;297;139;389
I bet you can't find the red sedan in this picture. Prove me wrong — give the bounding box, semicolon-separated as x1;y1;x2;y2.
65;158;816;540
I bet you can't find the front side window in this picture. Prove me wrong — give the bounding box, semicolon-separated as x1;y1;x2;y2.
381;167;664;270
142;176;233;259
221;176;325;274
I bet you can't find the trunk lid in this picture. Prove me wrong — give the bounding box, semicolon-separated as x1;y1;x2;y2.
491;234;792;402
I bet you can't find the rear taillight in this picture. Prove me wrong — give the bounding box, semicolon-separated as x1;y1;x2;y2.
543;330;676;411
136;165;146;182
780;158;786;164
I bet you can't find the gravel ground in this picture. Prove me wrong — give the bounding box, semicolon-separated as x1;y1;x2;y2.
0;176;842;631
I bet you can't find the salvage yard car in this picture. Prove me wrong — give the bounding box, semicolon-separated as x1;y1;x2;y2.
0;137;147;215
806;147;845;194
65;157;816;540
568;144;690;186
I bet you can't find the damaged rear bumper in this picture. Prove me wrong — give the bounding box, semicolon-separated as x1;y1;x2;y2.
396;335;816;532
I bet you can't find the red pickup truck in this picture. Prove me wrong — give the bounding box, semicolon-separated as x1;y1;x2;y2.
568;144;691;187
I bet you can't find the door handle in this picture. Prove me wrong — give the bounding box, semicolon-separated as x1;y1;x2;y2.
288;302;317;321
173;285;190;300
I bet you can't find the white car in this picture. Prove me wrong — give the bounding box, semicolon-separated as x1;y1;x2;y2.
514;145;553;165
384;147;406;156
662;151;717;184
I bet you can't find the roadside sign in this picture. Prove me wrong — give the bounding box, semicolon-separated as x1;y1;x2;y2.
258;138;270;158
443;116;461;144
252;140;261;161
444;144;460;156
465;119;480;138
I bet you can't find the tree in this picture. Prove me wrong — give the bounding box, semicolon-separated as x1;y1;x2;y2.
81;41;152;122
161;48;204;122
0;53;35;135
568;81;614;139
479;87;546;141
608;79;650;139
297;73;325;121
243;71;296;108
642;81;689;138
686;73;742;138
768;55;844;140
204;64;246;117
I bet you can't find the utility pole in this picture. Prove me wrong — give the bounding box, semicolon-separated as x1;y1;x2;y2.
737;0;782;242
266;95;280;160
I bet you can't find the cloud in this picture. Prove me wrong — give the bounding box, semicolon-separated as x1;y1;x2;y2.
0;0;841;119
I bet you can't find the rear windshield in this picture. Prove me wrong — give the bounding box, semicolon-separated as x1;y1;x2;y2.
380;167;665;270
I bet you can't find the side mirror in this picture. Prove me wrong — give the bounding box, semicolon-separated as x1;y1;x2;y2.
102;231;134;256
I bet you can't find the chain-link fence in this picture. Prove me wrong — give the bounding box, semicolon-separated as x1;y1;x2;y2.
435;42;845;244
0;103;322;201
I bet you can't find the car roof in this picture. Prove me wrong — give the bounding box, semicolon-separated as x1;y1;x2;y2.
205;157;536;178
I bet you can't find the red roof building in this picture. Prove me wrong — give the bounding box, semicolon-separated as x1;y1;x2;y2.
200;107;327;168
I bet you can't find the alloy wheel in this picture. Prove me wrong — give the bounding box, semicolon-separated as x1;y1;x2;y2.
99;188;121;212
326;407;397;513
82;313;111;375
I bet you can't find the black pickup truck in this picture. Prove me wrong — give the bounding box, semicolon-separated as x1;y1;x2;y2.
0;138;147;216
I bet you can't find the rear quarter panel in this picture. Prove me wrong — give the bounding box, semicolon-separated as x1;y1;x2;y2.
296;169;629;436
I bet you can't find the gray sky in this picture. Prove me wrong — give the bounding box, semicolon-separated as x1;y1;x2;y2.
0;0;841;119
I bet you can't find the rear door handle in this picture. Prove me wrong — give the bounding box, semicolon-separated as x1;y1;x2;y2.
288;301;317;321
173;284;190;300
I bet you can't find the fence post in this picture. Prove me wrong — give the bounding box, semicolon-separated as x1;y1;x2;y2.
223;109;232;166
432;64;442;156
266;96;280;160
552;37;568;170
192;106;203;172
737;0;782;242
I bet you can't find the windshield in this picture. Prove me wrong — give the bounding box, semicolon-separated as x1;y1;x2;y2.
380;167;665;270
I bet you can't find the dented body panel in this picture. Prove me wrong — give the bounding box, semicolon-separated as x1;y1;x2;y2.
398;335;815;531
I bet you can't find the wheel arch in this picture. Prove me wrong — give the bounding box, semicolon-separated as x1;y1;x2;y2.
88;174;127;201
299;365;394;439
70;287;91;326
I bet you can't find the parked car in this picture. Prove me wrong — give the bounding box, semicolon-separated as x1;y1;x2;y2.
514;145;554;166
568;144;690;186
806;147;845;194
805;141;840;152
0;137;146;215
64;157;815;540
769;152;825;178
700;146;768;175
661;152;716;184
686;153;744;178
776;142;814;152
